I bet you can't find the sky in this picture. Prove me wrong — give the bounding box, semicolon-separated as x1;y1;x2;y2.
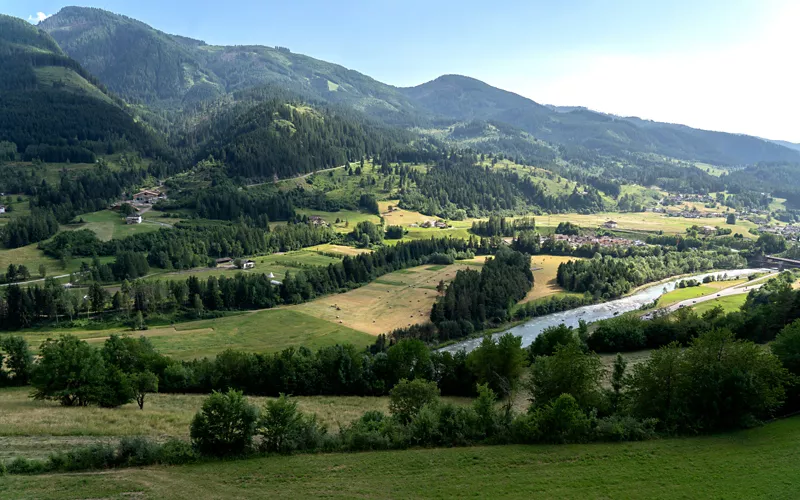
3;0;799;142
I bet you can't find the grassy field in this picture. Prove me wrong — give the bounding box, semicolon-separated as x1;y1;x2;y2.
305;243;372;257
294;263;479;335
691;294;747;315
534;211;758;238
657;285;718;307
74;210;164;241
8;308;374;361
2;416;798;499
520;255;580;303
295;208;381;233
0;387;470;461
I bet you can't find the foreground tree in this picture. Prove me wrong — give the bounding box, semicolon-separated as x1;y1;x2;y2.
0;335;33;385
389;378;440;424
31;336;105;406
467;333;528;397
190;390;259;456
131;370;159;410
528;342;605;410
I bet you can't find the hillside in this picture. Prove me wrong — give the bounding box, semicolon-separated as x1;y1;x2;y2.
0;14;164;163
39;6;423;123
39;7;800;167
404;75;800;166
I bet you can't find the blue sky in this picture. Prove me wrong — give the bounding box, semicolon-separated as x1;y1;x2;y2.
3;0;799;141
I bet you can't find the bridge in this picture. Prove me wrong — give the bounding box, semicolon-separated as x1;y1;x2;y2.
753;255;800;271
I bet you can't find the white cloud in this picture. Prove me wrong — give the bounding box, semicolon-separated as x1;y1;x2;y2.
499;2;800;142
28;12;50;23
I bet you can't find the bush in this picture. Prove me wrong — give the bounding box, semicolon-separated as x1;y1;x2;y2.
47;444;116;472
117;437;160;467
389;379;440;424
338;411;406;451
257;394;326;454
510;412;541;444
190;389;259;456
533;394;594;444
594;416;659;442
773;320;800;375
0;460;6;476
158;439;197;465
6;457;48;475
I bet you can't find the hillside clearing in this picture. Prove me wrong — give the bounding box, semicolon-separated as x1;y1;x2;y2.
294;263;480;335
520;255;580;303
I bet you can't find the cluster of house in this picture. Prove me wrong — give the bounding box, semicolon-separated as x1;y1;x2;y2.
660;210;726;219
550;233;645;248
662;193;716;205
411;219;449;229
308;215;329;227
215;257;256;270
758;224;800;238
133;188;167;205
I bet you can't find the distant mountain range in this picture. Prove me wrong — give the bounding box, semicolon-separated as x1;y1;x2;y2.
20;6;800;166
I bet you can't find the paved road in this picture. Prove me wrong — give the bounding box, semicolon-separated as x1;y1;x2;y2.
0;273;73;287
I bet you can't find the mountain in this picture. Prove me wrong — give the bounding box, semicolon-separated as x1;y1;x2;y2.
39;6;422;124
38;7;800;167
0;14;164;162
768;139;800;153
402;75;800;166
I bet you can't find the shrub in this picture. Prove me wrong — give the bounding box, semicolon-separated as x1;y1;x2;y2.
257;394;326;454
339;411;406;451
117;437;160;466
594;416;659;442
533;394;594;444
773;320;800;375
389;379;440;424
510;412;541;444
158;439;197;465
6;457;48;475
47;444;117;472
190;389;259;456
0;460;6;476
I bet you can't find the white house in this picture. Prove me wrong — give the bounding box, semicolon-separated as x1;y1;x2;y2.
242;260;256;270
0;205;5;214
126;215;143;224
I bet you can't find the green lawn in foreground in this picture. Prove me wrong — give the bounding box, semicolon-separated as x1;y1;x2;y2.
2;416;798;499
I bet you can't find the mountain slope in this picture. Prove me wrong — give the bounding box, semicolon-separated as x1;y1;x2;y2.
40;6;423;123
39;7;800;167
0;14;164;162
402;75;800;165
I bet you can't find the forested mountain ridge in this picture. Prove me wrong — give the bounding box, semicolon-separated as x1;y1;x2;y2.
38;7;800;167
39;6;424;123
404;75;800;166
0;14;166;163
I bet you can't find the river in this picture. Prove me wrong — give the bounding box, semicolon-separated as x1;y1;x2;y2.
439;268;774;353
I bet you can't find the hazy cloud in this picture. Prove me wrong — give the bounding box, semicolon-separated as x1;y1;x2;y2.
28;12;50;23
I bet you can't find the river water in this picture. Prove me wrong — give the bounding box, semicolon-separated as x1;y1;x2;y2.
439;268;774;354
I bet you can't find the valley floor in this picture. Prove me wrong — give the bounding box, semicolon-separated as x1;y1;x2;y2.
2;416;798;499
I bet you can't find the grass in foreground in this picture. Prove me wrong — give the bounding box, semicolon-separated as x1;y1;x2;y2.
2;416;798;499
0;388;470;461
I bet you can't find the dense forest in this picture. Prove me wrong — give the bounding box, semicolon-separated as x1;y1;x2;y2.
556;251;747;298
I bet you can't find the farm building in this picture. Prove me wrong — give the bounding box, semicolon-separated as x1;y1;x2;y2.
242;260;256;270
215;257;233;265
126;215;142;224
603;220;618;229
0;205;5;214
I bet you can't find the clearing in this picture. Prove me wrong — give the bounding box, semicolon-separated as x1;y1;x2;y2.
520;255;581;303
9;309;374;361
294;263;480;335
2;416;798;498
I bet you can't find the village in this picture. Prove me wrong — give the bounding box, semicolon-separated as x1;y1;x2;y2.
108;187;168;224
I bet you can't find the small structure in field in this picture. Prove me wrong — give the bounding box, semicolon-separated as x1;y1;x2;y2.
242;259;256;270
126;215;142;224
603;220;618;229
0;205;5;214
215;257;233;266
